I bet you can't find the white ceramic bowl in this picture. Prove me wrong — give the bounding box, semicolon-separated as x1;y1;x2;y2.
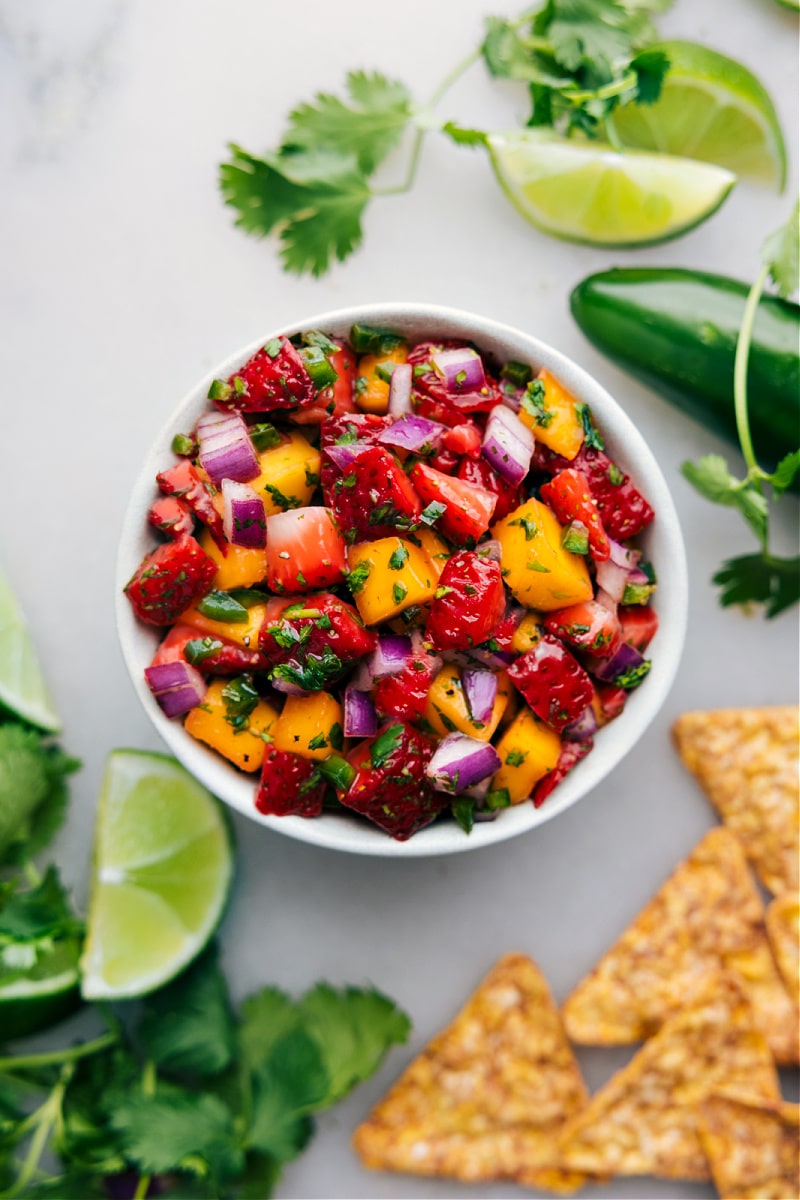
116;303;688;858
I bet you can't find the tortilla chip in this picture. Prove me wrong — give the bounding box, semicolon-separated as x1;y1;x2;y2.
558;973;780;1181
352;953;589;1192
562;827;798;1062
766;892;800;999
697;1091;799;1200
672;706;799;895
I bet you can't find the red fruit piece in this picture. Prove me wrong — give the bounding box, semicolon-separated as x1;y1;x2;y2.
531;739;593;808
255;748;326;817
265;507;347;594
532;445;655;541
211;338;315;413
425;550;506;652
329;446;422;542
507;634;595;732
457;456;523;522
442;422;482;458
259;593;376;689
408;340;500;416
320;412;393;502
147;495;194;538
151;624;269;674
374;641;441;721
157;459;226;551
291;340;358;425
618;604;659;652
543;600;621;657
594;682;627;724
540;468;610;561
339;722;446;840
409;462;496;543
125;534;217;626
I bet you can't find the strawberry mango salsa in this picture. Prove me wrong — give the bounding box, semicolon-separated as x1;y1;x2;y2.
125;325;658;840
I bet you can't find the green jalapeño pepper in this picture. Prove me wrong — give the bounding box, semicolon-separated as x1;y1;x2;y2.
570;268;800;478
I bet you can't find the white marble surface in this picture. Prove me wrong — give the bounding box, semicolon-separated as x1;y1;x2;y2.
1;1;798;1197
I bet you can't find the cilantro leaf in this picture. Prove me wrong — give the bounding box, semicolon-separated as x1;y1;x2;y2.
369;723;404;768
112;1082;244;1182
767;449;800;497
246;1029;329;1162
712;553;800;618
239;987;301;1069
681;455;769;545
136;945;236;1079
630;47;670;103
0;865;82;942
55;1045;138;1173
441;122;489;147
0;725;50;856
451;796;475;833
284;71;412;174
762;199;799;299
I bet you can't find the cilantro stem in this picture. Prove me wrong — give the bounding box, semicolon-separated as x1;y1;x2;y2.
0;1066;72;1199
0;1030;118;1071
734;261;770;477
23;860;42;888
132;1060;157;1200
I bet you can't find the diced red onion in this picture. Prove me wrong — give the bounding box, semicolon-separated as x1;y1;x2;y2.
343;687;377;738
462;668;498;724
324;441;372;471
593;641;646;683
426;734;502;794
595;558;630;604
144;661;207;718
368;634;412;679
464;775;492;802
473;807;500;822
608;538;641;569
378;414;445;454
430;347;486;394
563;705;599;741
499;385;523;413
479;539;502;562
481;404;534;485
270;674;309;696
221;479;266;548
594;587;619;614
388;362;413;416
197;412;259;485
626;566;651;585
467;646;515;670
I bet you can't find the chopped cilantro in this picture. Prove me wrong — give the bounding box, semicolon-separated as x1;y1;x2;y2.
419;500;446;526
520;378;552;427
392;582;407;605
264;483;301;510
345;561;372;594
221;676;260;728
575;402;604;451
308;732;328;751
505;749;527;767
451;796;475;834
263;338;283;357
615;660;652;690
388;544;409;570
270;646;343;691
510;516;538;540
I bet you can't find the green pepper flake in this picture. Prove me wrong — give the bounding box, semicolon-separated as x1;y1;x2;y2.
171;432;197;457
329;722;344;751
207;379;232;402
607;463;625;486
250;422;282;451
296;570;308;586
374;360;397;384
233;375;248;396
505;749;527;766
575;402;605;451
501;360;533;388
317;754;356;791
485;787;511;811
196;589;250;623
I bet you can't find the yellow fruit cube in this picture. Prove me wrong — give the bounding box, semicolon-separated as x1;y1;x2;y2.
199;529;267;590
413;528;450;580
493;499;592;612
347;537;437;625
249;433;321;516
491;707;561;803
178;602;266;650
184;680;277;773
518;369;585;460
271;691;343;761
511;611;543;654
425;665;511;742
354;345;409;414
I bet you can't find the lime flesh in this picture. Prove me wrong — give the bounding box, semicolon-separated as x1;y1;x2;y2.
488;130;735;247
613;41;786;189
0;568;60;732
80;750;233;1000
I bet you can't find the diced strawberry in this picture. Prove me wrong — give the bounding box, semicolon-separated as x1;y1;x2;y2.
291;340;358;425
457;456;523;522
531;740;593;808
532;445;654;541
543;601;621;657
150;624;268;674
540;469;610;562
156;459;226;551
618;604;659;652
425;550;506;652
147;495;194;538
508;635;595;732
408;340;500;416
374;642;441;721
594;683;627;724
328;446;422;542
255;748;326;817
125;534;217;626
320;413;394;501
409;462;497;543
259;593;376;689
442;422;482;458
211;338;315;413
265;506;347;594
426;446;461;474
339;723;446;840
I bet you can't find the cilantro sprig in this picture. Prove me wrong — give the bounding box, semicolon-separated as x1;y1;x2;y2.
219;3;676;275
682;201;800;618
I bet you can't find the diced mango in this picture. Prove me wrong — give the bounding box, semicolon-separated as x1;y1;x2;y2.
347;537;437;625
425;665;511;742
491;707;561;803
271;691;343;761
511;611;543;655
354;345;409;414
413;528;451;581
199;529;267;590
184;680;277;773
249;433;321;516
493;499;592;612
178;602;266;650
518;368;585;460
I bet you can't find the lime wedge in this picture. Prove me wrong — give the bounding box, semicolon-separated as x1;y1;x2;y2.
0;938;82;1040
487;130;735;247
0;567;60;732
613;41;786;189
80;750;233;1000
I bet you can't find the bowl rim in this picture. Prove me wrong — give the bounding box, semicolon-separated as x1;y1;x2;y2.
116;301;689;858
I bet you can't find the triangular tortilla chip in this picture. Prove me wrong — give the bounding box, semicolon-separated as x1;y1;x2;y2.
352;953;589;1192
558;973;780;1181
766;892;800;999
672;705;799;895
562;827;798;1062
697;1091;799;1200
